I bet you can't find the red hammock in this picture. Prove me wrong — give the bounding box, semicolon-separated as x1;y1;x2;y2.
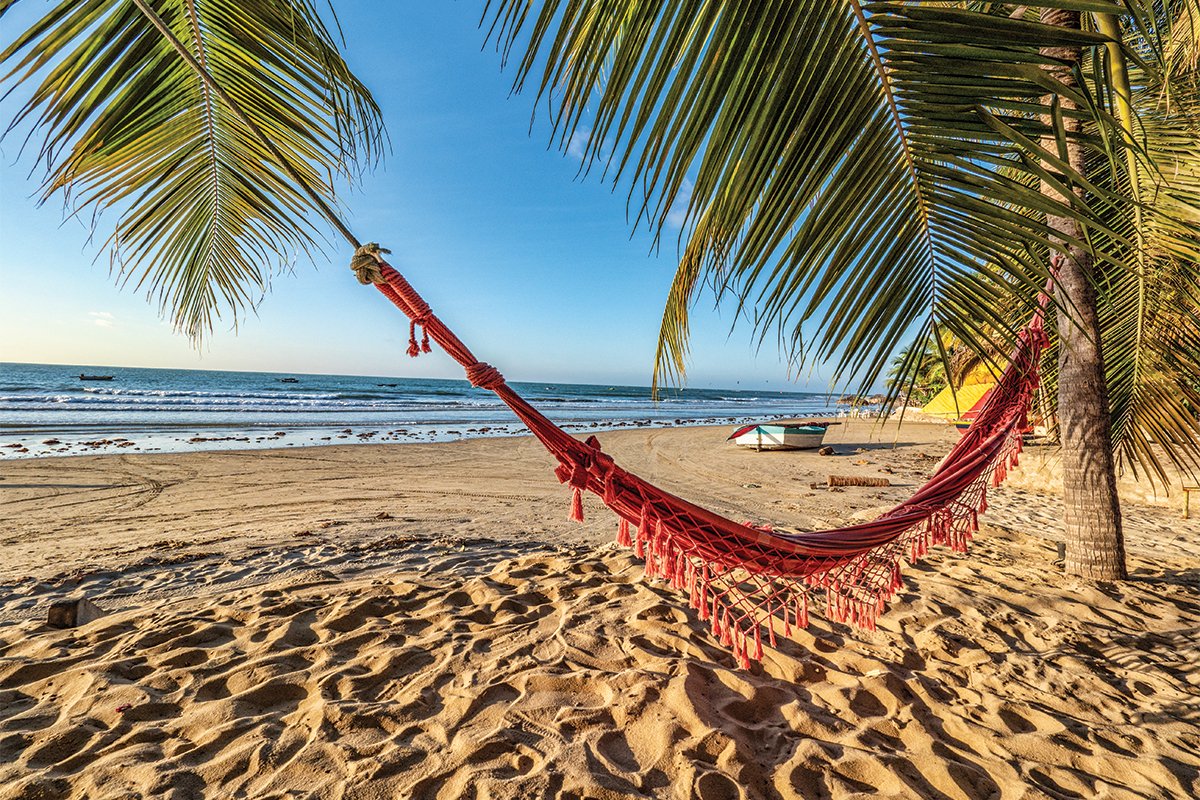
357;247;1051;667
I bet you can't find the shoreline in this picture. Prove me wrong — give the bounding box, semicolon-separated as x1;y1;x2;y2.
2;361;869;461
0;411;869;460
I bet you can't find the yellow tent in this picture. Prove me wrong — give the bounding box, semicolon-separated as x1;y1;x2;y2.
920;364;998;419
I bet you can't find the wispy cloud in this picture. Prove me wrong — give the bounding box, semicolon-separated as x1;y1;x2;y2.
89;311;115;328
566;127;590;161
666;178;695;230
565;126;617;167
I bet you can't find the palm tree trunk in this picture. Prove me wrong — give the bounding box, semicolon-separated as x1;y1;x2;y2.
1040;8;1127;580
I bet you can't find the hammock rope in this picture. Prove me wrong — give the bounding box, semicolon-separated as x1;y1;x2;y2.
358;244;1054;667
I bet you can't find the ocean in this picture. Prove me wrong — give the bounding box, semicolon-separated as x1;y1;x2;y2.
0;362;845;459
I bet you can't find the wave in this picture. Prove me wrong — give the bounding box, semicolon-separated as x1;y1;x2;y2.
0;367;838;439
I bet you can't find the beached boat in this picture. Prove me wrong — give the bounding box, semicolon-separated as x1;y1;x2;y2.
78;374;114;381
728;420;829;451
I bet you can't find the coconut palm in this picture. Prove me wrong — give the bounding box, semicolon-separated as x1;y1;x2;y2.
2;1;1198;582
886;338;946;406
886;326;1009;407
0;0;384;340
483;1;1200;580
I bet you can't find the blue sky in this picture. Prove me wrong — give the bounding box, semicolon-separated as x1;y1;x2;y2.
0;2;843;391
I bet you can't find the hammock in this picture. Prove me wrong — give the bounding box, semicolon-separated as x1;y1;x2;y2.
354;246;1051;667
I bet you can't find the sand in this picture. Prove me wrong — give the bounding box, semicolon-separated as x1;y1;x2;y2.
1;421;1197;799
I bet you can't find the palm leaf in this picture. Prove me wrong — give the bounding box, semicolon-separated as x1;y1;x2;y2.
0;0;383;339
487;0;1200;482
484;0;1138;401
1090;6;1200;482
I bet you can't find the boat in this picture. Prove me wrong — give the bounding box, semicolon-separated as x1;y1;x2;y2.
952;387;995;435
728;420;831;451
278;377;300;383
78;374;114;381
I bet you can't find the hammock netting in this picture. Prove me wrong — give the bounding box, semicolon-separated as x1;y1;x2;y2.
356;247;1051;668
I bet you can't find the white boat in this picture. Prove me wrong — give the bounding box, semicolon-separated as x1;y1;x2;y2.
728;420;830;451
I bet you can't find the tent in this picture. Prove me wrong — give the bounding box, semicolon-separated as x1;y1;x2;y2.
921;363;999;420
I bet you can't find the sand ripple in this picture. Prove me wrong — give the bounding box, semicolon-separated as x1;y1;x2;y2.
2;528;1197;799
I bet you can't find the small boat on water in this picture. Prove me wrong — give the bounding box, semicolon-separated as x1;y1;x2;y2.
78;374;114;381
278;377;300;383
728;420;831;451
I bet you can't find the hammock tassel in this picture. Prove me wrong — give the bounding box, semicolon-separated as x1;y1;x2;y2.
861;603;877;632
617;519;632;547
570;487;584;522
407;321;420;357
635;507;651;559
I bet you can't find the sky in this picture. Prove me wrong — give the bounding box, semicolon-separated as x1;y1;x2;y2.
0;2;846;391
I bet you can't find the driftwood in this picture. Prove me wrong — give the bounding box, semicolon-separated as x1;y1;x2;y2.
826;475;891;488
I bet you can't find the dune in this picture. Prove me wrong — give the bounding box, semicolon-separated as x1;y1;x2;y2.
1;422;1197;799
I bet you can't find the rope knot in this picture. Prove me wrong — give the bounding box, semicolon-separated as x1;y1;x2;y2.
465;362;505;390
407;315;433;357
350;242;392;285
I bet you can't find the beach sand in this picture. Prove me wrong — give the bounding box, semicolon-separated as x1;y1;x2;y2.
1;421;1197;799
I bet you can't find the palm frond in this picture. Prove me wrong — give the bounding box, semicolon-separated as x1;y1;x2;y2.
488;0;1200;484
484;0;1136;401
998;2;1200;484
1091;9;1200;482
0;0;384;339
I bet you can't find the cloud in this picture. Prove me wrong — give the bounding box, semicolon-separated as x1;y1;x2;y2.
566;127;590;161
666;178;695;230
565;127;614;166
89;311;115;328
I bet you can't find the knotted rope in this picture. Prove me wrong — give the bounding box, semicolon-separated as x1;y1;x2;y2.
466;362;505;390
350;242;391;285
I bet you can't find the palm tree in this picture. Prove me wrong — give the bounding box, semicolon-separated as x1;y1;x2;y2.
0;0;384;340
2;2;1198;582
886;327;1008;407
886;338;945;406
482;1;1200;580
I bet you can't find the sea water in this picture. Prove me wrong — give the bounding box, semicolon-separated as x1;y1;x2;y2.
0;362;844;458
